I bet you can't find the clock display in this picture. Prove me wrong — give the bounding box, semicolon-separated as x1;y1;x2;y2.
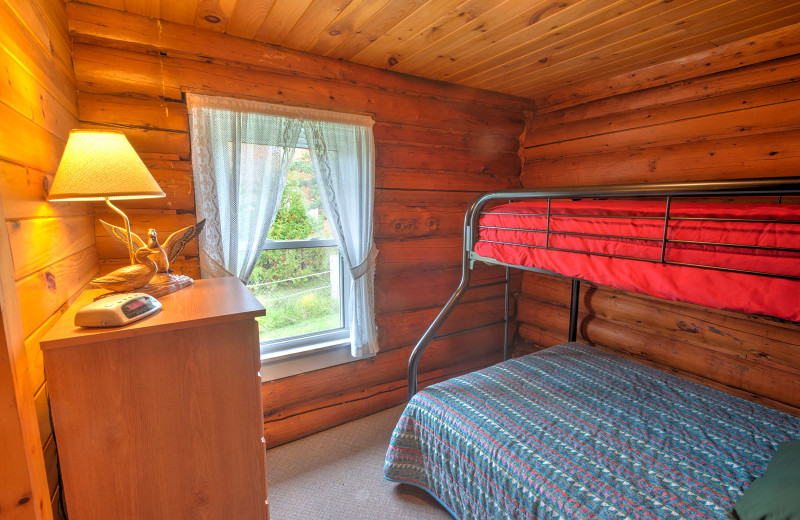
122;297;156;318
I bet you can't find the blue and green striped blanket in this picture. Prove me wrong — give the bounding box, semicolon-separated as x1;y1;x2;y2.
384;343;800;519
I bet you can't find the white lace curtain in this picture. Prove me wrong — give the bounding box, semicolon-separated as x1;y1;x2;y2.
305;118;377;358
187;93;378;357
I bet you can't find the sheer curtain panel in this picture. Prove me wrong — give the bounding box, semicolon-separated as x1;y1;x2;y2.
187;93;302;281
306;115;378;357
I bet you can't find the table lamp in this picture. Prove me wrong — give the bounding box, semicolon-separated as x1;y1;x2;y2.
47;129;165;265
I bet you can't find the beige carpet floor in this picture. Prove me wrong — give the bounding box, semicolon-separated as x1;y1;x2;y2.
266;405;453;520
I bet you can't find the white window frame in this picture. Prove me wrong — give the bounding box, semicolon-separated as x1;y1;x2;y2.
257;237;351;357
252;135;355;379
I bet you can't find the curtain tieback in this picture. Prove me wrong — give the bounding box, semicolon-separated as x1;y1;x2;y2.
349;245;378;280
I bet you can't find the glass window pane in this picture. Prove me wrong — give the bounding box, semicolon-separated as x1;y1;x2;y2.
271;149;333;241
247;246;342;342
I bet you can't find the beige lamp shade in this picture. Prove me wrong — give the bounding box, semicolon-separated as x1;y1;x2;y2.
47;129;165;201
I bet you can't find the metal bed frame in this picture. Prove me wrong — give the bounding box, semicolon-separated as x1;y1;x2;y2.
407;176;800;398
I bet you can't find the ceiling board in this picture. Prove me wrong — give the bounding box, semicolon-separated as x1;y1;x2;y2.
226;0;275;39
468;0;735;91
710;9;800;46
434;0;749;84
424;0;644;83
305;0;393;56
123;0;159;18
279;0;353;49
388;0;555;76
512;1;800;98
160;0;198;25
66;0;800;101
353;0;506;69
324;1;431;59
255;0;316;44
352;0;470;68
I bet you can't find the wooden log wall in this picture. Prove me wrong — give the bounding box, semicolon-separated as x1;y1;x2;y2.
518;29;800;414
66;2;531;447
1;0;96;518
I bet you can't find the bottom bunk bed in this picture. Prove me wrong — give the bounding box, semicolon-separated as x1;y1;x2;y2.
385;342;800;519
385;177;800;520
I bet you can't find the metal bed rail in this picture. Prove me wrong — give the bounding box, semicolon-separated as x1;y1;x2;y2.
407;176;800;398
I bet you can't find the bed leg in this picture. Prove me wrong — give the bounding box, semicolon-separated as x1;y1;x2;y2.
503;266;510;361
569;279;580;342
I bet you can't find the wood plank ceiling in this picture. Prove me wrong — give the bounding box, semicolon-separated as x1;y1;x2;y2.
69;0;800;100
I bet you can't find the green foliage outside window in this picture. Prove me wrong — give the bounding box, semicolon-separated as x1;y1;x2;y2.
268;187;313;240
248;186;328;289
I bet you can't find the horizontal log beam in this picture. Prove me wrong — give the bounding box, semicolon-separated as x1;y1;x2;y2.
526;86;800;158
522;129;800;187
71;43;525;135
517;272;800;410
376;168;521;192
66;2;533;112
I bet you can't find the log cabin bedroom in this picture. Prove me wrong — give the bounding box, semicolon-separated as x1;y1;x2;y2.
2;0;800;519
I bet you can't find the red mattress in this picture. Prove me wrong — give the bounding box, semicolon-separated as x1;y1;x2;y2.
475;200;800;322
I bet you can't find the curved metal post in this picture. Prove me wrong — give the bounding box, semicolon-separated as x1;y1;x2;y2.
503;266;510;361
406;275;471;399
407;193;493;399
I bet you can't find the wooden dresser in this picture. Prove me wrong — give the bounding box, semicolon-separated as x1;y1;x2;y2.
40;277;269;519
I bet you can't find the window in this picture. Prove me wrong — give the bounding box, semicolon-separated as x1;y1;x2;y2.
187;94;378;376
246;146;352;354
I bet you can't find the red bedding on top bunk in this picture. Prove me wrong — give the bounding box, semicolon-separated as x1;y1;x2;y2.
475;200;800;322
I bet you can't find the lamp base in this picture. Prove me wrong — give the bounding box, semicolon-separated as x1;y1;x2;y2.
93;273;193;301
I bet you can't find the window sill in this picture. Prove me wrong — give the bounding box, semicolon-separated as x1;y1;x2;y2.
259;338;354;382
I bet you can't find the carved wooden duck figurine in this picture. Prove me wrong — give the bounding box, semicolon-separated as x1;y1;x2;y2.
146;228;169;273
99;219;206;274
90;247;157;292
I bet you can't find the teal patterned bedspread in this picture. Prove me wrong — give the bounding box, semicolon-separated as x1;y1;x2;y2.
384;343;800;519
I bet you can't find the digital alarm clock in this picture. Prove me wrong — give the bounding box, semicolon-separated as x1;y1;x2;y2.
75;293;162;327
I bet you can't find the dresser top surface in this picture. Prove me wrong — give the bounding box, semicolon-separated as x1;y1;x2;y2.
41;277;266;350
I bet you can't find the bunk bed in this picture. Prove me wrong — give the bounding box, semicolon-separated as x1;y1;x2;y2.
384;177;800;520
